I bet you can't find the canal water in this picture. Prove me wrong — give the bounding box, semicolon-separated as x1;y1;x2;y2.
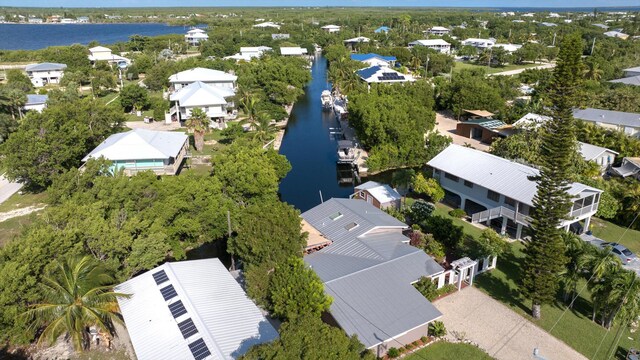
278;55;354;212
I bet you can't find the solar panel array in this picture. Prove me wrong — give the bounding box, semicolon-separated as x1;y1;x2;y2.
378;72;405;81
156;269;212;360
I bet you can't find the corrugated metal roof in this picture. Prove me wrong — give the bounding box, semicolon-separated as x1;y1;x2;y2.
82;129;188;162
115;259;278;360
25;62;67;72
578;141;618;161
350;53;396;62
427;144;602;207
25;94;48;105
354;181;402;204
409;39;451;46
574;108;640;128
169;81;232;107
169;68;237;84
610;76;640;86
280;47;307;55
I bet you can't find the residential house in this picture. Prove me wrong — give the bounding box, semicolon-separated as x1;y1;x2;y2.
76;16;90;23
573;108;640;138
456;119;514;144
302;199;446;357
343;36;370;51
60;18;76;24
612;157;640;180
428;144;602;239
539;22;558;27
25;62;66;87
425;26;451;36
23;94;48;113
280;46;308;56
623;66;640;77
224;46;272;61
609;65;640;86
578;142;618;173
169;81;235;126
271;33;290;40
88;46;131;65
604;31;629;39
350;53;396;67
408;39;451;54
494;43;523;53
356;66;415;84
513;112;551;128
321;24;341;33
185;28;209;46
461;109;495;121
28;17;43;24
350;181;402;210
374;26;391;33
593;23;609;30
82;129;189;176
115;259;278;360
168;67;237;91
512;19;526;23
461;38;496;50
253;21;280;29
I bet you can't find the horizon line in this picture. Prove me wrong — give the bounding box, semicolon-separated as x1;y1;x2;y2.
2;5;640;9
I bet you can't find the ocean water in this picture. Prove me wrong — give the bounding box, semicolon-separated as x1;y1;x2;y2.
0;23;186;50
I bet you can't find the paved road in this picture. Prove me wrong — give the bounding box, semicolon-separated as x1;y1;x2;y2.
488;63;556;77
435;287;586;360
434;111;490;151
580;233;640;275
0;175;22;205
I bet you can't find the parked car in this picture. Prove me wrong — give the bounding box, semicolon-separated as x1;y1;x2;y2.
600;242;638;264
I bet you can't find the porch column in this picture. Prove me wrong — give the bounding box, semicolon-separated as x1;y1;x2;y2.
500;216;508;235
583;217;591;234
437;274;445;289
457;269;464;290
491;256;497;269
460;196;467;212
469;266;476;287
516;224;523;240
564;224;570;232
448;271;456;285
483;256;490;271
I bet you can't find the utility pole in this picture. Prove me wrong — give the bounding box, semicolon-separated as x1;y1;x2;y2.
591;38;596;55
552;33;557;46
425;54;430;76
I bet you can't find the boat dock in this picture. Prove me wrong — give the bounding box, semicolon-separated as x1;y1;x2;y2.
339;119;369;175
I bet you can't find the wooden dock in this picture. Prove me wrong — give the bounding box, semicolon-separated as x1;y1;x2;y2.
338;119;369;175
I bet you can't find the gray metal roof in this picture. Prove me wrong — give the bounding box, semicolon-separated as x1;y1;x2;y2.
573;108;640;128
115;259;278;360
25;94;48;106
302;199;444;348
610;76;640;86
25;62;67;72
428;144;602;207
578;141;618;161
82;129;188;162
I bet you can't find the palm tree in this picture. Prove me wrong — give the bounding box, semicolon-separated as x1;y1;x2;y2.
252;112;277;143
410;56;422;72
240;96;259;122
186;108;210;152
392;168;416;198
559;233;588;305
22;256;128;352
0;87;27;120
583;62;604;81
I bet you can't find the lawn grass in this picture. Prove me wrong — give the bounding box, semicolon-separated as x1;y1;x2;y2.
0;214;36;247
0;191;47;213
125;110;154;122
453;61;543;74
590;217;640;255
432;202;485;239
475;242;638;360
405;341;494;360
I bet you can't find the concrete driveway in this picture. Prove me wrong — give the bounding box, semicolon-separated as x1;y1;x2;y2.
434;111;490;151
580;233;640;276
0;175;22;205
434;287;586;360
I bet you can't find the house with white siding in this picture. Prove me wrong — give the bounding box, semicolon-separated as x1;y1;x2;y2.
168;68;237;92
169;81;235;127
25;63;66;87
461;38;496;50
23;94;48;113
356;66;415;84
88;46;131;65
408;39;451;54
185;28;209;46
279;46;308;56
578;142;618;173
425;26;450;36
428;144;602;239
573;108;640;138
321;24;341;33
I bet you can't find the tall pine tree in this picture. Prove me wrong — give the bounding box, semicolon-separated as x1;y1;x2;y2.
520;33;583;319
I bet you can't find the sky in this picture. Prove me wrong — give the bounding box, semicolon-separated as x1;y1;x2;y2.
3;0;640;8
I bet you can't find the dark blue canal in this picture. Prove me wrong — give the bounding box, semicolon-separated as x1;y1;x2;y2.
278;55;354;212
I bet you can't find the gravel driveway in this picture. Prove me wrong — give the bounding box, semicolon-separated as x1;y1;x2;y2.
434;111;490;151
434;287;586;360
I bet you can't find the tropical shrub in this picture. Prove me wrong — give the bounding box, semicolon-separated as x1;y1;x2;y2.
429;321;447;337
410;200;435;224
387;347;400;358
449;208;466;218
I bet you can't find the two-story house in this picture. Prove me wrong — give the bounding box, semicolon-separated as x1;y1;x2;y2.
25;63;66;87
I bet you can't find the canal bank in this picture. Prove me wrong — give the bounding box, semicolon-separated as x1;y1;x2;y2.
278;55;354;212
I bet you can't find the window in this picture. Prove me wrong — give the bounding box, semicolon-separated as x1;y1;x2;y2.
504;196;516;207
444;172;459;182
329;212;343;221
345;222;359;231
434;169;440;175
463;180;474;188
487;190;500;202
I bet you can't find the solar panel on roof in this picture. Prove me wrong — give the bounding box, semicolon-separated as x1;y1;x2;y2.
168;300;187;318
188;338;211;360
160;285;178;301
178;318;199;339
152;270;169;285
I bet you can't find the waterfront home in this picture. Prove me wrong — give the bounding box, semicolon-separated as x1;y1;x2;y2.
604;30;629;40
343;36;370;51
461;38;496;50
573;108;640;138
169;81;235;127
253;21;280;29
25;62;66;87
28;17;43;24
357;66;415;84
280;46;308;56
408;39;451;54
612;157;640;180
115;259;278;360
425;26;450;36
185;28;209;46
578;142;618;173
302;199;444;357
428;144;602;239
321;24;341;33
224;46;272;61
350;181;401;210
23;94;48;113
271;33;290;40
168;68;237;92
350;53;396;67
88;46;131;65
82;129;188;176
60;18;76;24
374;26;391;33
76;16;89;23
456;118;513;145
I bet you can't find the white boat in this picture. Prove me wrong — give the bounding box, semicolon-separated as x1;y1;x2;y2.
321;90;333;110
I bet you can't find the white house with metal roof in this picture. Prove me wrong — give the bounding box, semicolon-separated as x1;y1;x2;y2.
82;129;188;176
88;46;131;65
321;24;341;33
573;108;640;138
253;21;281;29
169;81;235;126
461;38;496;50
302;198;446;357
623;66;640;78
25;63;66;87
612;157;640;180
578;142;618;173
356;66;415;84
428;144;602;239
185;28;209;46
115;259;278;360
350;181;402;210
168;68;237;92
425;26;451;36
408;39;451;54
279;46;308;56
23;94;48;113
224;47;272;62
